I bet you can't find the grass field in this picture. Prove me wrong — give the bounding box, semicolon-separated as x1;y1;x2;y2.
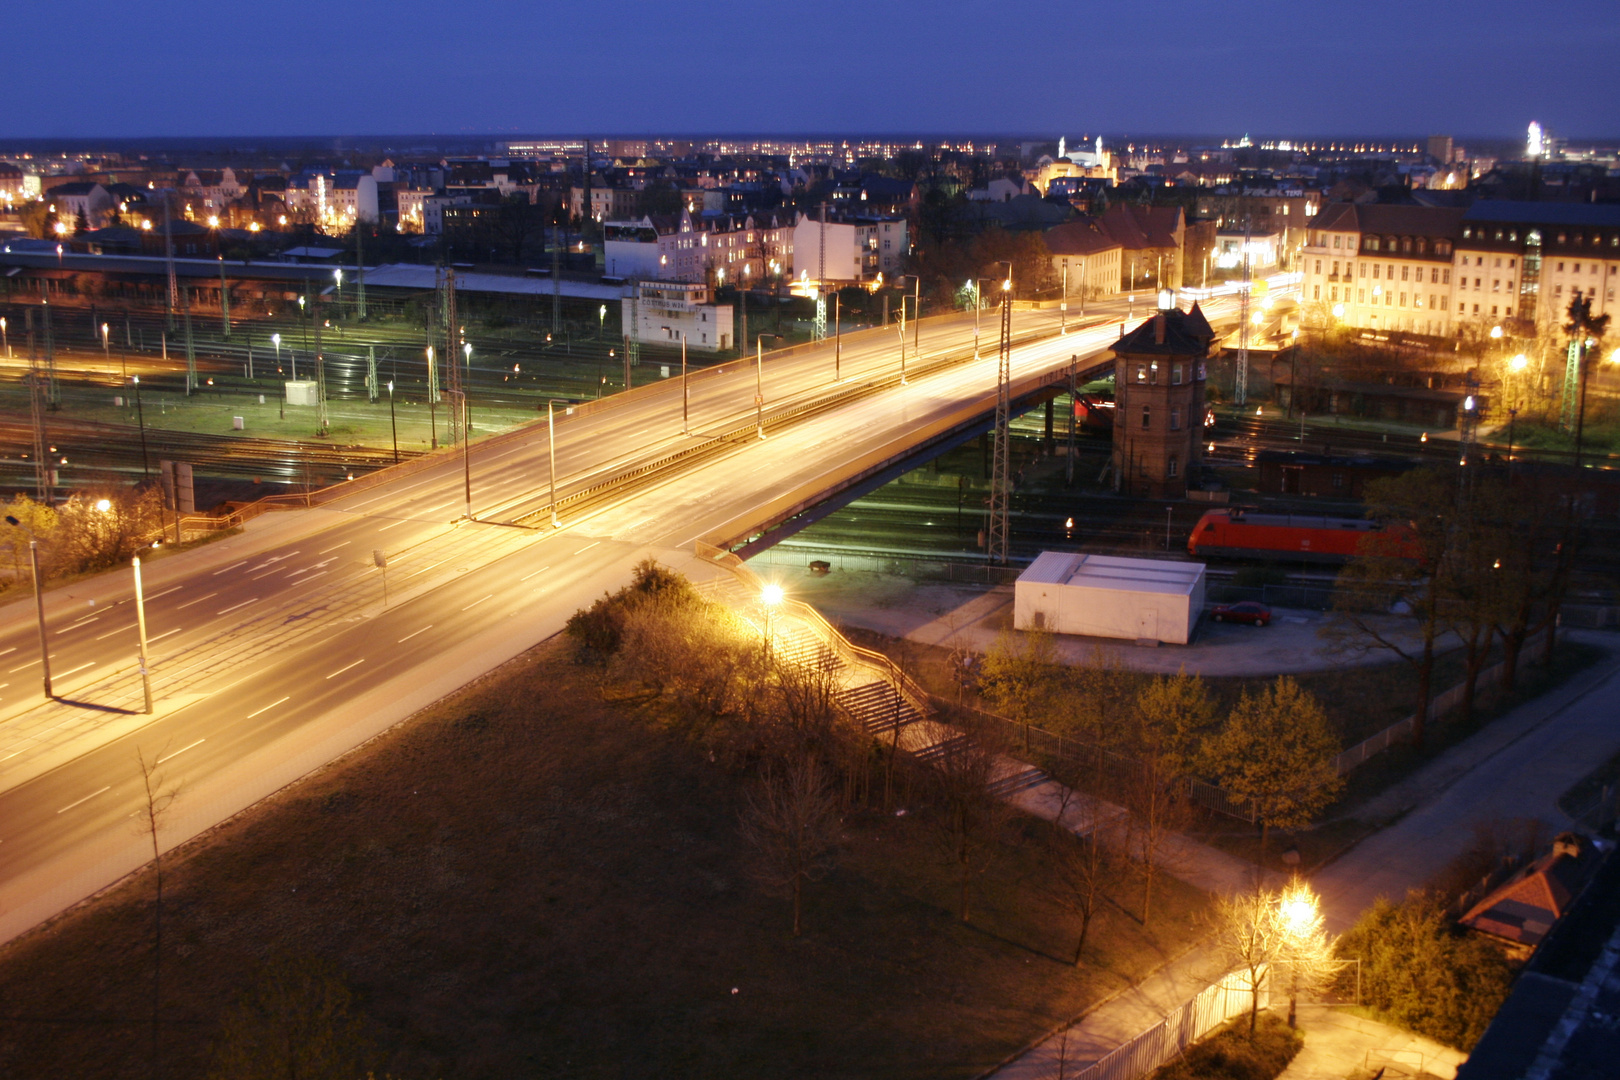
0;637;1207;1079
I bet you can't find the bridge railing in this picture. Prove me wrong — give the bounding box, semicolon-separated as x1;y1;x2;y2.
693;540;932;721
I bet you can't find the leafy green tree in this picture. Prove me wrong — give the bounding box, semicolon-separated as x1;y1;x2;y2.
979;628;1055;749
1126;670;1215;923
1203;677;1342;849
1334;891;1515;1050
1;494;57;586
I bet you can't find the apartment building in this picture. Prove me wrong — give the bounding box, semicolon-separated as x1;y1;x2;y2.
603;208;795;285
1453;201;1620;330
1300;203;1464;337
790;211;907;285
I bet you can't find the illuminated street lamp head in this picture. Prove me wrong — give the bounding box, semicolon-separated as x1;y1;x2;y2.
1490;325;1503;339
463;343;472;359
1331;303;1345;318
1156;288;1174;311
271;333;280;347
101;322;109;340
334;267;343;284
761;583;784;607
1278;880;1320;937
94;499;111;513
1510;353;1528;371
207;215;219;228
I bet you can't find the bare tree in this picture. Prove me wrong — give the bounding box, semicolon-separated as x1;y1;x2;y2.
134;747;181;1080
1045;788;1122;964
927;722;1007;923
1212;886;1284;1039
1125;670;1213;924
738;757;843;937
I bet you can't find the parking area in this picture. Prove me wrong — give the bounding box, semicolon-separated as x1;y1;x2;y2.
762;564;1413;677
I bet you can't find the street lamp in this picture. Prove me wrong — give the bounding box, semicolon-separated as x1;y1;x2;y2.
546;398;572;528
5;513;51;699
598;304;607;339
271;332;282;375
386;380;399;463
1277;878;1324;1029
132;553;155;714
0;316;8;359
760;582;784;659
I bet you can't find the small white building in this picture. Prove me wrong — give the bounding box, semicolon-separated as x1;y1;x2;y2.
632;281;734;351
1014;552;1206;645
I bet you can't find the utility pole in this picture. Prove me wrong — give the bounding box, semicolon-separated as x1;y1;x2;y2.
681;333;689;435
181;285;197;395
163;197;178;331
1235;216;1251;406
813;202;827;341
550;224;562;335
834;290;842;381
217;254;231;338
444;268;461;445
987;268;1014;565
354;220;366;320
41;298;58;406
26;311;50;505
367;344;378;403
314;296;328;436
1066;354;1077;485
133;555;154;714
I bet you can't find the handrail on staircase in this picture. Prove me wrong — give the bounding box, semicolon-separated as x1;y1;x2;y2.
694;541;931;720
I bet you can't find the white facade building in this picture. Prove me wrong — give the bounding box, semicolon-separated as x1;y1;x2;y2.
789;212;907;286
1014;552;1207;645
631;281;734;351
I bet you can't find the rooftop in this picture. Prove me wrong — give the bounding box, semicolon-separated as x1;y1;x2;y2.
1018;552;1205;598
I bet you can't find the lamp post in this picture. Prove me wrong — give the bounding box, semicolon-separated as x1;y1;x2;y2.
6;514;51;699
546;398;571;528
1060;263;1068;335
760;582;783;660
755;333;780;440
387;380;399;463
132;554;154;714
1;317;9;359
833;289;842;381
598;304;606;340
101;320;119;378
448;389;472;520
271;332;281;375
1277;879;1324;1030
681;333;689;436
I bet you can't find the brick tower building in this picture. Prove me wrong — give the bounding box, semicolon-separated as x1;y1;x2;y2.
1111;294;1215;498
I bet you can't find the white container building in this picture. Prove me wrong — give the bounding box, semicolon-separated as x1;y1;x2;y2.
1014;552;1206;645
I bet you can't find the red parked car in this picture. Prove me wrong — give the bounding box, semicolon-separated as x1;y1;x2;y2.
1211;601;1272;626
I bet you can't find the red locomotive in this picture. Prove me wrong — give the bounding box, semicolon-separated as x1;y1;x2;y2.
1187;508;1419;563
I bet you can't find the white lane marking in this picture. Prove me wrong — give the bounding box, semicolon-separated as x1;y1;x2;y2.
378;518;410;531
176;592;218;610
0;648;13;659
318;541;352;554
406;560;443;579
246;552;300;573
148;628;182;642
519;565;550;582
573;541;600;555
246;696;290;719
211;560;249;576
157;739;205;764
461;594;492;611
290;572;328;587
57;787;111;815
57;661;96;677
62;616;101;631
7;659;41;673
325;659;365;679
217;598;260;615
146;586;182;602
397;625;433;643
94;623;138;640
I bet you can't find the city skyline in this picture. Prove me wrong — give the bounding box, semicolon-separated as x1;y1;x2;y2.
7;0;1618;140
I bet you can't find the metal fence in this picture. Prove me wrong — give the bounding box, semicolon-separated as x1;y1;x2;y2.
1059;968;1268;1080
948;703;1259;823
1329;630;1554;775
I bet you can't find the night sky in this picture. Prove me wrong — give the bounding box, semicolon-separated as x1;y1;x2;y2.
8;0;1617;140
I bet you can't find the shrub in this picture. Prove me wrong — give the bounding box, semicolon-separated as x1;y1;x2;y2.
1152;1013;1302;1080
1333;890;1515;1050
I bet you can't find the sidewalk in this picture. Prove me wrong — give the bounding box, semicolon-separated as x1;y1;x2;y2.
1315;629;1620;935
1280;1005;1465;1080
